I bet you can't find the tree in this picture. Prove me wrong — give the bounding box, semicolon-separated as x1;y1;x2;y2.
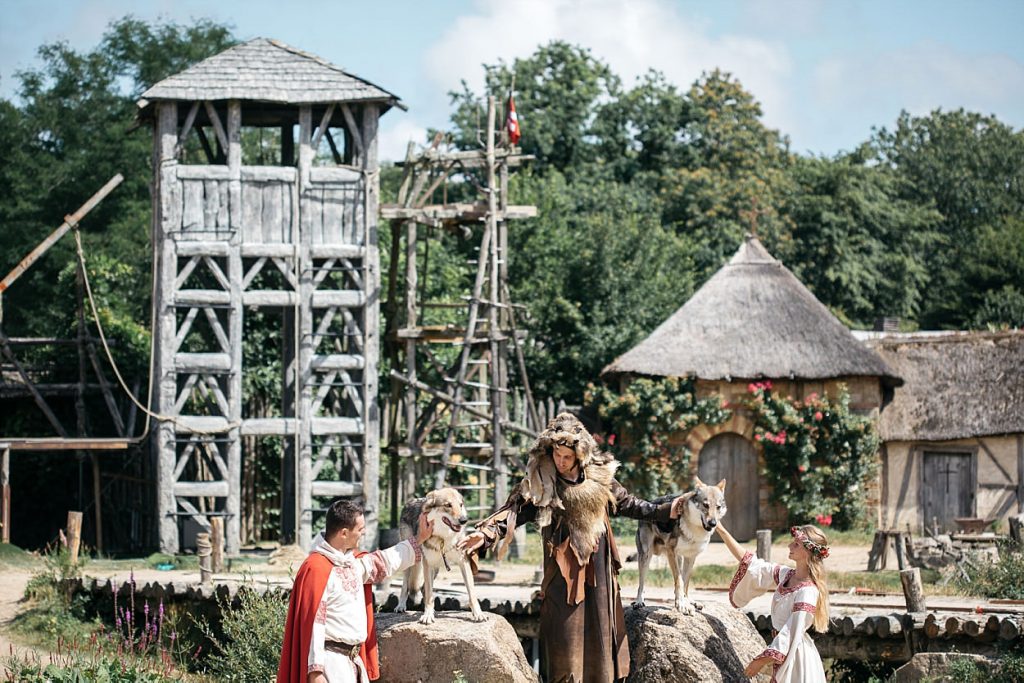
869;109;1024;328
780;154;939;327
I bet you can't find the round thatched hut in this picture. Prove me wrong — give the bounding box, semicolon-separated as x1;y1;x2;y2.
602;235;901;538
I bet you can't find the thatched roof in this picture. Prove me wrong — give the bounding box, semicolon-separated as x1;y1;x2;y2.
138;38;402;110
865;330;1024;441
602;235;900;384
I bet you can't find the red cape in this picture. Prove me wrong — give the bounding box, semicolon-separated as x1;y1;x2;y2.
277;551;380;682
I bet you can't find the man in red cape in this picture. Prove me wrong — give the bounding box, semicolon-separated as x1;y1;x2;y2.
277;500;431;683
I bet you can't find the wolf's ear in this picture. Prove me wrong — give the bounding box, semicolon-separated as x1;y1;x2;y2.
716;479;727;491
693;476;705;488
423;491;438;508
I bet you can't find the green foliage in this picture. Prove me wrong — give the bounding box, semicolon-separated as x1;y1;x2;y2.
745;382;879;529
957;543;1024;599
197;586;288;682
826;658;898;682
938;651;1024;683
780;154;939;326
3;649;180;683
868;109;1024;328
585;377;731;498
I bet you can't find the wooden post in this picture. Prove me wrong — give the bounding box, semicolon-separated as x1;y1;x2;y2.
197;532;212;584
1;445;10;544
894;531;907;570
756;529;772;561
66;511;83;564
899;567;927;613
361;102;381;549
226;99;243;557
210;517;224;573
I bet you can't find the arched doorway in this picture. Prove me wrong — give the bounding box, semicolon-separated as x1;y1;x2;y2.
698;433;759;541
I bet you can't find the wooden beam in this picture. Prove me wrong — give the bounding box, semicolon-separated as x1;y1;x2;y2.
203;101;229;152
310;103;336;152
176;102;200;157
339;103;363;160
1;446;9;543
0;438;130;451
0;330;69;437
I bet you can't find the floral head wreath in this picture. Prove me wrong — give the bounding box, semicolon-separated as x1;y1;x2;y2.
791;526;830;559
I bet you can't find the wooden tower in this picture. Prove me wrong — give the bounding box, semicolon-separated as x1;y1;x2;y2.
140;38;399;553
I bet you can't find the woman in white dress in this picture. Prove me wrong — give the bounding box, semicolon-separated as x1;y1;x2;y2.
717;522;831;682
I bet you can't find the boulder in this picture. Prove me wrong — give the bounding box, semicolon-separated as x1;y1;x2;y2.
894;653;993;682
625;604;771;683
376;611;538;683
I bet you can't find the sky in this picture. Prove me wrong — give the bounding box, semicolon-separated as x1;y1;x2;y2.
2;0;1023;162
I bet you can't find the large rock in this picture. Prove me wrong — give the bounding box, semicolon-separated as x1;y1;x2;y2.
376;612;538;683
894;653;993;682
625;604;771;683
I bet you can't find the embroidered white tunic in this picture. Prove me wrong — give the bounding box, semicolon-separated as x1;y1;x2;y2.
728;552;826;683
307;533;421;682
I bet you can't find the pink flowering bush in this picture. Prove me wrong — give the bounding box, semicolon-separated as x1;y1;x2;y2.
746;383;879;529
585;377;731;498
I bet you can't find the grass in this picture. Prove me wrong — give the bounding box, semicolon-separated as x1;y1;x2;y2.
0;542;42;569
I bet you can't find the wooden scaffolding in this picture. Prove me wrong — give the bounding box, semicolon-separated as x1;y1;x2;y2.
383;97;544;520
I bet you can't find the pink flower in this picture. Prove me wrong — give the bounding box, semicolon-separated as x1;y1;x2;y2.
748;383;757;393
754;434;763;442
764;380;773;390
608;433;616;446
808;392;819;401
798;465;807;473
721;399;729;408
815;513;833;527
814;411;823;421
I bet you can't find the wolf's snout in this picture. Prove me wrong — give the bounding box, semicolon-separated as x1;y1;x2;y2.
707;519;718;528
459;515;468;525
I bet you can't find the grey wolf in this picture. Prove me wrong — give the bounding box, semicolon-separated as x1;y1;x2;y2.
633;477;728;614
396;487;484;624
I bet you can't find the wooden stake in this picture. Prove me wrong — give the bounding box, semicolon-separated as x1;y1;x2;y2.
899;567;927;613
66;511;83;564
756;529;772;561
197;532;213;584
210;517;224;573
1;446;10;544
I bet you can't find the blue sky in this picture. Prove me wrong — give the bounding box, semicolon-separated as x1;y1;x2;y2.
2;0;1022;161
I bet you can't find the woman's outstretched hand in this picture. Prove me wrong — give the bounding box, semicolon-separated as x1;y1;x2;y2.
744;656;770;677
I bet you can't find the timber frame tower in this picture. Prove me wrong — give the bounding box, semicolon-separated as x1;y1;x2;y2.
141;38;398;553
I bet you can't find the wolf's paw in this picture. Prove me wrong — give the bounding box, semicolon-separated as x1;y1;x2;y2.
395;602;408;614
674;598;694;615
470;608;486;622
418;609;436;625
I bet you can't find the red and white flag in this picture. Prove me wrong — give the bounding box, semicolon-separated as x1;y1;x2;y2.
506;94;521;145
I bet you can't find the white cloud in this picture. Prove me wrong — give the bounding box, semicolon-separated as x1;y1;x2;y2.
377;116;430;163
423;0;796;133
811;41;1024;135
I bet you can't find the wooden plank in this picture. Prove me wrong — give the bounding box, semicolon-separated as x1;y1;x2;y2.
203;180;219;230
242;291;297;306
262;182;284;243
181;180;205;230
309;167;361;184
282;178;294;241
240;167;297;182
311;291;364;308
175;352;232;372
311;480;361;498
177;241;230;257
339;103;363;160
241;181;263;243
0;438;130;451
311;245;365;259
173;481;229;497
176;165;231;181
217;180;230;228
226;101;242;558
241;418;299;436
242;244;299;258
176;290;230;306
322;186;344;244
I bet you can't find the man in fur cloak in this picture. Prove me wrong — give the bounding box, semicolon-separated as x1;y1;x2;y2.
458;413;687;682
277;500;431;683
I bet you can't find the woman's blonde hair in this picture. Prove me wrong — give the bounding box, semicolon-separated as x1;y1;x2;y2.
799;524;831;633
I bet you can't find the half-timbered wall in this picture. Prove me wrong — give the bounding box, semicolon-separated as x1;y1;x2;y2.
881;435;1024;533
153;100;380;554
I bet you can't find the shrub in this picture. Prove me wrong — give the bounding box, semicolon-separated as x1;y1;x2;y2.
3;644;178;683
198;583;288;682
958;544;1024;600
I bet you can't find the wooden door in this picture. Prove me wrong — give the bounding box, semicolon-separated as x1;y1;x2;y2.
922;452;974;533
698;433;759;541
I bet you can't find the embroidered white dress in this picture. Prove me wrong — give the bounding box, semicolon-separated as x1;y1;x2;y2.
307;533;420;682
728;552;826;683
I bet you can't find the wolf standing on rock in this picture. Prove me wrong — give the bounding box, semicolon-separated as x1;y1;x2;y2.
458;413;690;683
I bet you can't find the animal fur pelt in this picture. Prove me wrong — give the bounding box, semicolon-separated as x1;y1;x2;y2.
522;412;618;564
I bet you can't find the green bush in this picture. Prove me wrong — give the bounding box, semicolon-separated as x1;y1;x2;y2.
198;584;288;682
958;544;1024;600
14;542;102;647
3;648;178;683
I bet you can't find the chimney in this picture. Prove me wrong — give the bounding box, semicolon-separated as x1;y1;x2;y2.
873;317;900;332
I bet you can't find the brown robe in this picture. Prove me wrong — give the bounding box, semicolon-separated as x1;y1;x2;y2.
479;478;673;683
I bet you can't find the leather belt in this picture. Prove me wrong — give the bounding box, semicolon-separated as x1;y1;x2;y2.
325;640;361;659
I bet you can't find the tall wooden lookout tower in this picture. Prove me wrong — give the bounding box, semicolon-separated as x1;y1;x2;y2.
138;38;399;554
